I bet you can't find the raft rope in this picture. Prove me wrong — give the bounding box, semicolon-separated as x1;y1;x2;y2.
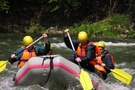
41;56;56;84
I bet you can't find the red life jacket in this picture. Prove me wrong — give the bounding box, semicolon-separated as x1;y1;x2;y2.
18;49;36;68
94;54;114;73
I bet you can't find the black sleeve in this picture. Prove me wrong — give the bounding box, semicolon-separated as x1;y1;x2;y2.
43;41;51;54
8;48;23;64
35;41;51;55
102;50;109;55
8;58;18;64
64;36;79;50
102;55;115;73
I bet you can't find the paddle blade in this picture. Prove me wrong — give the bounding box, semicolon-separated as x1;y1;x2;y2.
79;69;93;90
111;68;132;85
0;60;8;72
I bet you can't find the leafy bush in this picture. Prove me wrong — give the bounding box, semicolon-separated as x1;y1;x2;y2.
26;22;46;33
26;14;134;38
62;14;132;38
127;29;135;38
64;21;114;37
89;21;113;36
108;14;131;34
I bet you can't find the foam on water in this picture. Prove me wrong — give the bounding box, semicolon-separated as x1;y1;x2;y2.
52;42;67;48
1;41;135;90
101;41;135;46
51;41;135;49
0;62;134;90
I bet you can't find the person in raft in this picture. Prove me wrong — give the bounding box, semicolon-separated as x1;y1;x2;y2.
64;29;101;72
64;29;115;80
9;33;52;68
94;41;115;80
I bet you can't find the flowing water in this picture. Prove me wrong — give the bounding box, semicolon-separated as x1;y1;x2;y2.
0;33;135;90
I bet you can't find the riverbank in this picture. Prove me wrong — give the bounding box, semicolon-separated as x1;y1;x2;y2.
24;14;135;39
1;14;134;38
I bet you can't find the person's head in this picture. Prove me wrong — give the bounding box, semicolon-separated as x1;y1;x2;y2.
97;41;105;53
23;36;33;46
78;31;88;45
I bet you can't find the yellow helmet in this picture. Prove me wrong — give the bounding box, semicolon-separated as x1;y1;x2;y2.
97;41;105;48
78;31;88;42
23;36;33;46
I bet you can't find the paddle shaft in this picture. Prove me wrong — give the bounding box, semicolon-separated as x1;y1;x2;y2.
16;36;43;56
67;33;82;68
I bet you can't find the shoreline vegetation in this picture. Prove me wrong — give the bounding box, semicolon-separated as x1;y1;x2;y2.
0;1;135;38
25;14;135;38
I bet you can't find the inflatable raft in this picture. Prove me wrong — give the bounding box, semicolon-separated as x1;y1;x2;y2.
13;55;81;89
13;55;109;89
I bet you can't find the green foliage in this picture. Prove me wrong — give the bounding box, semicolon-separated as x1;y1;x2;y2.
127;29;135;38
108;14;131;34
48;0;58;3
26;14;132;37
50;6;60;12
26;22;46;34
108;14;130;26
0;0;9;13
89;22;112;36
63;21;114;37
62;14;131;38
66;23;92;35
0;0;134;39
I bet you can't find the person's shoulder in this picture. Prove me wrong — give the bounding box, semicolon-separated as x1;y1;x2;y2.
16;47;23;51
34;45;41;48
87;42;95;49
104;50;109;54
88;42;95;46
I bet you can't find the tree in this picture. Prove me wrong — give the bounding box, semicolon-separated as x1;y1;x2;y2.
0;0;9;13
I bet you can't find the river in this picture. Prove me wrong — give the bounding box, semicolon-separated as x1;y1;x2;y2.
0;33;135;90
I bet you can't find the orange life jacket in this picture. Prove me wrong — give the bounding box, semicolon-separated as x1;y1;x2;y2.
88;43;101;65
94;54;114;73
76;42;100;56
76;43;88;56
18;49;37;68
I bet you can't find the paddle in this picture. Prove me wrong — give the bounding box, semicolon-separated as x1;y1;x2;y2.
106;66;132;85
0;35;44;72
0;60;8;72
96;61;132;85
16;35;44;55
67;32;93;90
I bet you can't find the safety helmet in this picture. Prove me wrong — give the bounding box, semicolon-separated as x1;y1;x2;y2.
78;31;88;42
97;41;105;48
23;36;33;46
